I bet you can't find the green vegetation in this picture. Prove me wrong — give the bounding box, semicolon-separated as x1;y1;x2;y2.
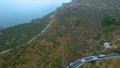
0;0;120;68
75;19;81;26
102;14;120;34
0;16;50;52
102;14;114;26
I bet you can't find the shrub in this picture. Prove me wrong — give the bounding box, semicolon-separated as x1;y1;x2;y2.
75;19;81;26
102;14;120;34
102;14;114;26
103;25;113;32
1;63;8;68
115;19;120;25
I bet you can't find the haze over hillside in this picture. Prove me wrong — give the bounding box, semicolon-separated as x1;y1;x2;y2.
0;0;71;28
0;0;120;68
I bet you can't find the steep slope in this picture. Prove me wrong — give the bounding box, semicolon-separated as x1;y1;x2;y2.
0;0;120;68
0;14;51;52
72;0;120;8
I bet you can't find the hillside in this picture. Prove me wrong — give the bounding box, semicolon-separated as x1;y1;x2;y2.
0;0;120;68
0;14;51;52
72;0;120;8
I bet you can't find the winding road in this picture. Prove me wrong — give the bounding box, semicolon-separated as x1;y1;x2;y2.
1;3;120;54
66;53;120;68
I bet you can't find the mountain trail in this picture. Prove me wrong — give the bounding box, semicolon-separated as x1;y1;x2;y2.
0;14;55;54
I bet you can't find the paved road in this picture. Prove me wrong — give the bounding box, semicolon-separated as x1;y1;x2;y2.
66;53;120;68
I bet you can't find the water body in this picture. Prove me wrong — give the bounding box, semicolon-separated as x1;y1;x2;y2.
0;0;71;28
0;5;57;28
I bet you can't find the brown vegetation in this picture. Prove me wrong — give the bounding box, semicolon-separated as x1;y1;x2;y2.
0;0;120;68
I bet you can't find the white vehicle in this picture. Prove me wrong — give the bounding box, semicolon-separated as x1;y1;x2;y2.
69;63;73;66
81;59;86;62
92;56;98;60
89;56;98;61
98;54;106;58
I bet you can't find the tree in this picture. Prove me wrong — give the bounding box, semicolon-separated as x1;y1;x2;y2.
102;14;115;26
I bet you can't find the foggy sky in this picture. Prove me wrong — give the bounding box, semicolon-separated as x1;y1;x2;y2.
0;0;71;28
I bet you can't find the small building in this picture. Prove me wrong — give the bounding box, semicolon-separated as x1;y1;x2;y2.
104;42;111;49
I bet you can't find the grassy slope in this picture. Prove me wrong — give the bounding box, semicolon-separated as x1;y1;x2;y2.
0;0;120;68
0;15;50;52
73;0;120;8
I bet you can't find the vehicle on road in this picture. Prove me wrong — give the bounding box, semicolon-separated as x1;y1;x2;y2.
98;54;106;58
91;56;98;60
69;63;73;66
68;63;73;68
81;59;86;62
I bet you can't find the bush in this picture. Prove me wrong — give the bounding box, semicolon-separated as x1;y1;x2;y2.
115;19;120;25
1;63;8;68
103;25;113;32
75;19;81;26
57;29;64;37
102;14;115;26
102;14;120;34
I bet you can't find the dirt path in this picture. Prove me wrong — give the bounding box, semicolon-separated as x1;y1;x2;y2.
1;4;120;54
26;14;55;44
0;14;55;54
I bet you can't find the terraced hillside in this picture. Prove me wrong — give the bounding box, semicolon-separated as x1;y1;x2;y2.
0;0;120;68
